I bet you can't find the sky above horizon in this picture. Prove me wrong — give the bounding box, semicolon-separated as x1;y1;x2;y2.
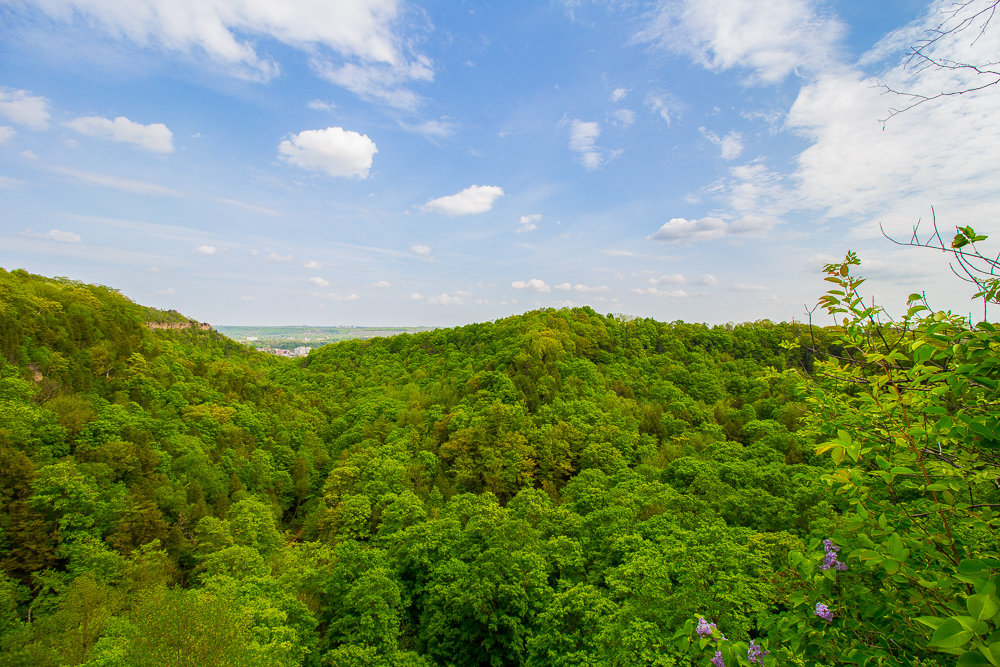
3;0;1000;327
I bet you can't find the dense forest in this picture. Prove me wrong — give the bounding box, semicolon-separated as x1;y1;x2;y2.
2;243;999;666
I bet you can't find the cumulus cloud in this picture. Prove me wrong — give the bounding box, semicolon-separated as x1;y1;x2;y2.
411;244;432;256
611;87;629;102
0;126;14;143
44;229;82;243
279;127;377;178
409;293;423;300
573;284;610;292
20;150;38;160
700;128;744;160
696;274;719;286
309;277;330;287
371;280;391;287
427;293;463;305
511;279;551;292
48;165;182;196
65;115;174;153
516;214;541;233
648;217;727;244
303;260;322;269
0;88;50;129
421;185;504;215
635;0;845;84
194;245;216;255
267;253;293;262
554;283;571;290
21;0;432;104
327;292;359;301
649;274;686;285
568;119;604;170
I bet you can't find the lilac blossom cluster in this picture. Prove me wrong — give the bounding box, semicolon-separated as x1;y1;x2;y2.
820;539;847;571
711;651;725;667
697;617;719;638
748;639;768;665
814;602;833;622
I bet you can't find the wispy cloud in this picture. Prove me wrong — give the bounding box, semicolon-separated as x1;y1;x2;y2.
48;165;182;196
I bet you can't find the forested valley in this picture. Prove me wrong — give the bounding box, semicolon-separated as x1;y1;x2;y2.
2;246;1000;666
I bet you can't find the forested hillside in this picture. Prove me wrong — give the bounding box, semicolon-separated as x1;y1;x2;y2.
2;259;998;667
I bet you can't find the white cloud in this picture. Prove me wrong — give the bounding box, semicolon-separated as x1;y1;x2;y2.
23;0;430;102
700;128;744;160
411;244;432;256
454;290;472;297
636;0;845;84
399;118;456;137
216;198;281;216
410;292;423;300
308;100;336;111
649;274;686;285
48;165;182;196
314;56;434;110
279;127;377;178
155;287;176;294
574;284;610;292
0;88;50;129
610;109;635;127
611;87;629;102
0;126;14;143
645;93;679;126
194;245;216;255
309;277;330;287
241;295;257;301
427;293;463;305
65;115;174;153
0;176;26;189
303;260;322;269
511;279;551;292
422;185;504;215
20;150;38;160
267;253;293;262
696;274;719;286
328;292;359;301
568;119;603;170
632;287;688;297
731;283;767;291
648;217;727;244
516;213;541;233
371;280;391;287
554;282;571;291
45;229;81;243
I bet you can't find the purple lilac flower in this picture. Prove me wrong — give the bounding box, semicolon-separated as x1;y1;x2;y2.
814;602;833;622
820;539;847;571
711;651;725;667
748;639;768;665
697;617;715;637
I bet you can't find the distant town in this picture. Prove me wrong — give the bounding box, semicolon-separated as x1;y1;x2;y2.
214;325;435;357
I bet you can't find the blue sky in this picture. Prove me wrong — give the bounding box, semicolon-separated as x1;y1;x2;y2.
2;0;999;326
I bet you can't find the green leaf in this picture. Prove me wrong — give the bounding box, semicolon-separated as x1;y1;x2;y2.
929;617;976;649
958;651;992;666
888;533;907;560
968;594;999;623
916;616;946;630
960;560;987;576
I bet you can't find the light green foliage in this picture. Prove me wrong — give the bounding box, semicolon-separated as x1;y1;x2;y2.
0;266;838;666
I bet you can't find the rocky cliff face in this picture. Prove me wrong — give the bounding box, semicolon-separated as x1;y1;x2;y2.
145;322;211;330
